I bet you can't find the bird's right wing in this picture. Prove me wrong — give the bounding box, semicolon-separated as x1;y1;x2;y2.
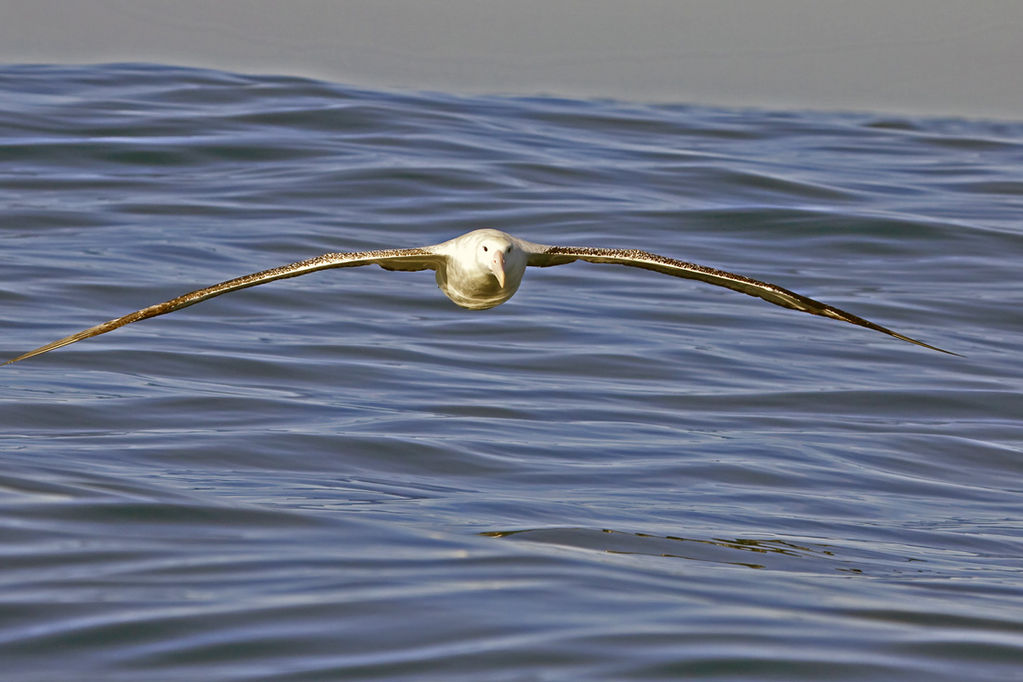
4;247;442;365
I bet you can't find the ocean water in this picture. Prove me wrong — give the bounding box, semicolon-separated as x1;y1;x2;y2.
1;63;1021;681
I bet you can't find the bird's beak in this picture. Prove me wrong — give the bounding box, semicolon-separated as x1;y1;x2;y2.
490;250;506;287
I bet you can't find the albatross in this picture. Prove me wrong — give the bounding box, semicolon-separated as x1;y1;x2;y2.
2;228;955;365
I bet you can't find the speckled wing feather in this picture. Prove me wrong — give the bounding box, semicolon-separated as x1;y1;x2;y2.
526;245;956;355
3;247;441;365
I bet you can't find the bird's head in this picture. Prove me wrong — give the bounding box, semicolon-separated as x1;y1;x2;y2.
471;230;531;291
476;232;515;287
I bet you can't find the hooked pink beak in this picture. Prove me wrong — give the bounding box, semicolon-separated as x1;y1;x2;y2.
489;250;506;287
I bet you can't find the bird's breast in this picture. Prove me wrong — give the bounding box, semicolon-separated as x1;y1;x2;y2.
435;267;521;310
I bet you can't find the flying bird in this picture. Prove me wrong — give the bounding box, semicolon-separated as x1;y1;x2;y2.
3;228;955;365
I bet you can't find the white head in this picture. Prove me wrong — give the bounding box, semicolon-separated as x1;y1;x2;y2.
435;229;530;310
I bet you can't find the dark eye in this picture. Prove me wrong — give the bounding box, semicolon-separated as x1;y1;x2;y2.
482;245;489;252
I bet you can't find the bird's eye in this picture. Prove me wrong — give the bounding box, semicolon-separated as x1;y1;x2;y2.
482;245;489;252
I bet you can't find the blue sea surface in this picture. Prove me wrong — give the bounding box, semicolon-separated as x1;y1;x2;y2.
1;64;1021;681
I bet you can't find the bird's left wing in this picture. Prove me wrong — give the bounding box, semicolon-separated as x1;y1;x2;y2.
525;244;956;355
3;247;441;365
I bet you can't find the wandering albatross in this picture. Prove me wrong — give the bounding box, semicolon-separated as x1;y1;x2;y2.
2;228;956;365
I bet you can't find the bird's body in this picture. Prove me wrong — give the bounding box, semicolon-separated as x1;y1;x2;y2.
2;228;955;365
430;229;533;309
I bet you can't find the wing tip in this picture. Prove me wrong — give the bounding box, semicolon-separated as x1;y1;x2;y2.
2;349;47;366
893;333;962;357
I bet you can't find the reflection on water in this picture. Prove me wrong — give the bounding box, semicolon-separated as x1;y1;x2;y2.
485;528;865;572
1;63;1021;681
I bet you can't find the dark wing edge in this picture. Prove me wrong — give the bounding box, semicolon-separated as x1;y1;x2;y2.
528;245;959;356
3;247;440;365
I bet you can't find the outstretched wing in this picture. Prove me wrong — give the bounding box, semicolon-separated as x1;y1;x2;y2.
4;247;442;365
526;244;956;355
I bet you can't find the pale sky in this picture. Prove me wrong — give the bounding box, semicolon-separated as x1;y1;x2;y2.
2;0;1021;118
